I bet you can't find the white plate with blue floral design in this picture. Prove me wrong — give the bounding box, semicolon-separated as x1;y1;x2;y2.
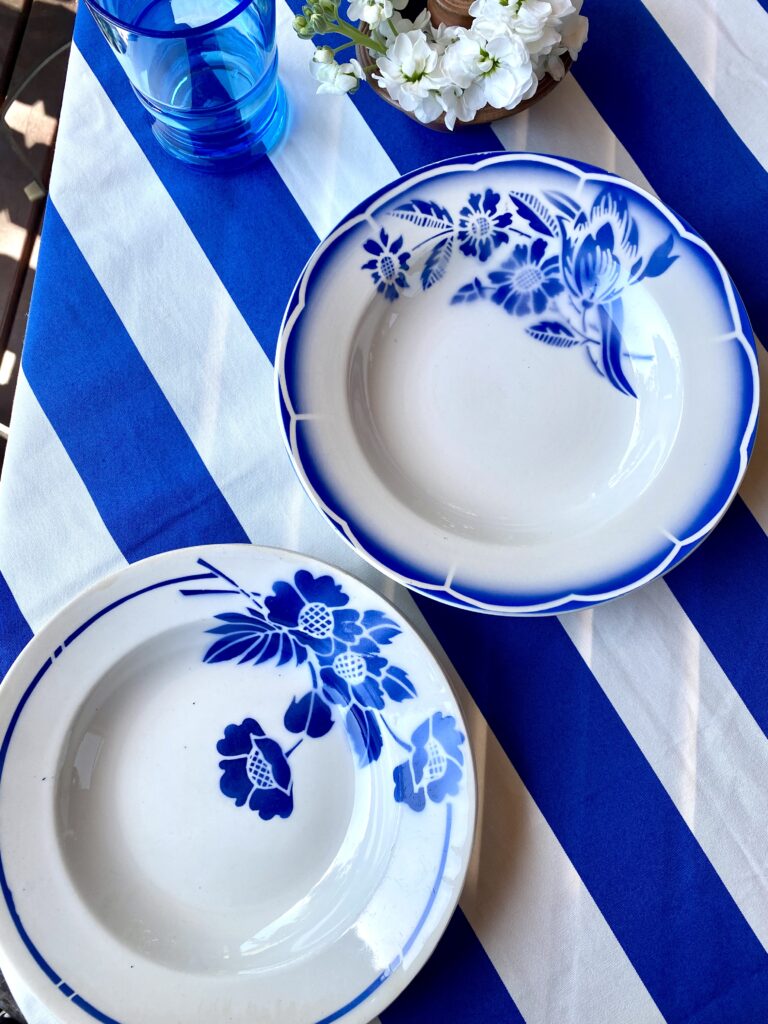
277;152;759;615
0;545;475;1024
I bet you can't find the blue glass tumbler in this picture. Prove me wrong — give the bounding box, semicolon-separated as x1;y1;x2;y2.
83;0;287;168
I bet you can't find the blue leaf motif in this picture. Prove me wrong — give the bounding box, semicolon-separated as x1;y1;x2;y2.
203;609;292;666
543;189;582;220
509;191;558;237
389;198;453;231
598;301;636;398
526;320;581;348
284;691;334;738
451;277;485;305
636;233;677;281
421;235;454;290
382;665;416;702
345;705;383;765
361;609;400;645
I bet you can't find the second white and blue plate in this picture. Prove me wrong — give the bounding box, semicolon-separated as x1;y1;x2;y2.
276;152;758;615
0;546;475;1024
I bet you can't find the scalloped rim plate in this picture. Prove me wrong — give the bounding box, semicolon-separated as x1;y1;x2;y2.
276;152;759;615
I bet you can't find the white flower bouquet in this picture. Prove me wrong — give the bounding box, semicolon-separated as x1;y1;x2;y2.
293;0;588;130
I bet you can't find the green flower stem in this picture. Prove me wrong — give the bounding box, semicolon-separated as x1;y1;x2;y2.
387;17;398;35
333;19;387;53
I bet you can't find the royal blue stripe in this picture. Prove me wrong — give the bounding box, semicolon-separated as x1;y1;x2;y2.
75;12;318;364
383;909;525;1024
573;0;768;349
0;573;32;679
21;205;249;560
415;597;768;1023
351;83;501;173
665;498;768;735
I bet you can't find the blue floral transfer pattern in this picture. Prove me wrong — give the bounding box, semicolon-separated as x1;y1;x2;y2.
182;559;465;819
360;183;679;397
217;718;294;820
457;188;512;262
393;713;464;812
361;227;410;301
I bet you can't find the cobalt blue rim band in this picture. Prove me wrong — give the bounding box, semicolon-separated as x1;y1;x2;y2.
0;564;454;1024
276;150;759;616
83;0;255;40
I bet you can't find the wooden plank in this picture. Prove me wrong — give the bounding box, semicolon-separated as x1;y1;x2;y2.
0;0;31;103
0;230;33;436
0;0;73;353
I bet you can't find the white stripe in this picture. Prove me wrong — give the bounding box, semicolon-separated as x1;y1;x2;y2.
491;75;653;190
560;581;768;953
46;44;664;1024
0;373;125;633
270;3;397;238
451;670;665;1024
641;0;768;175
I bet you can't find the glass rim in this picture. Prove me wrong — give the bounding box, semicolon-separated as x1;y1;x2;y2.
83;0;255;39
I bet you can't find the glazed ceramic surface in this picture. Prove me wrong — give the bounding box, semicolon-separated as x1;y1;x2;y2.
0;546;475;1024
276;152;759;615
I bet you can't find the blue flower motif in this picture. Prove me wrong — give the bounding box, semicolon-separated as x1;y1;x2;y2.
264;570;362;657
457;188;512;262
217;718;293;819
319;645;415;710
320;649;388;709
393;712;465;812
488;238;564;316
358;183;679;398
560;189;640;308
362;228;410;301
189;561;426;817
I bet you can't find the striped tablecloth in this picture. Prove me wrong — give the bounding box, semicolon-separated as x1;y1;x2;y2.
2;1;768;1021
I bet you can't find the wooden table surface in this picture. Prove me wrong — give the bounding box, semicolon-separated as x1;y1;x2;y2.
0;0;74;473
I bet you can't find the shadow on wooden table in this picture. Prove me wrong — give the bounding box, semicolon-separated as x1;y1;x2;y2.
0;0;75;476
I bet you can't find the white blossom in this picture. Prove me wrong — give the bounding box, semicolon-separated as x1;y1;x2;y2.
430;20;461;56
531;2;588;79
441;28;536;109
374;29;445;122
311;56;366;94
439;80;486;129
302;0;588;129
374;8;432;45
440;28;486;88
312;45;335;64
347;0;406;27
560;8;588;57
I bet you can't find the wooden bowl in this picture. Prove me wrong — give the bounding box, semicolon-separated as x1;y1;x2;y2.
355;13;571;133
